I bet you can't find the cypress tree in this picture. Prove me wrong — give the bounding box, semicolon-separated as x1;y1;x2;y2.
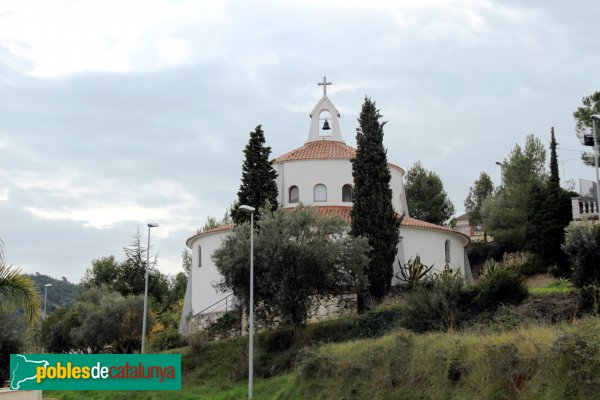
231;125;278;225
526;128;572;276
549;127;560;187
351;97;400;301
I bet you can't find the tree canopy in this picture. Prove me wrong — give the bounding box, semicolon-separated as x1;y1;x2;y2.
526;129;572;275
481;134;547;250
405;161;455;225
350;97;399;301
231;125;278;224
41;288;152;353
82;231;169;305
573;91;600;167
464;172;494;236
214;205;370;328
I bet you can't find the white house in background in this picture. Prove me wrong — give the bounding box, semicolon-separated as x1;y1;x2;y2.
179;79;471;334
454;213;490;242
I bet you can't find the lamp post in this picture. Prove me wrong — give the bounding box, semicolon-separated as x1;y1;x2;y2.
141;222;159;354
239;205;255;399
495;161;503;186
43;284;52;319
592;115;600;213
559;159;574;188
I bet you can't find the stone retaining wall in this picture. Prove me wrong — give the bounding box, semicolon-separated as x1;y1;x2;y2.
186;293;358;336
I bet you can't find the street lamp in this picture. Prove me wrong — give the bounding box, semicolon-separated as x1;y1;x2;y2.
141;222;159;354
592;115;600;213
43;284;52;318
495;161;503;186
239;204;255;399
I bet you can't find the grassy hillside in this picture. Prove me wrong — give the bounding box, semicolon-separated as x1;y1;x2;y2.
291;320;600;399
47;304;600;400
47;317;600;399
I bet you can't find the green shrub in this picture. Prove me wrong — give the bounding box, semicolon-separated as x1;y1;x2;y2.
551;331;600;397
187;331;210;353
297;347;337;379
401;266;465;332
467;241;513;269
479;259;500;280
476;268;528;310
148;328;186;351
0;308;26;383
206;311;242;339
353;306;403;338
578;283;600;315
514;258;547;276
562;221;600;287
482;342;528;398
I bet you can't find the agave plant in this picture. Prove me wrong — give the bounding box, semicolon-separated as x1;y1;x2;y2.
396;255;435;288
479;259;501;280
0;240;41;325
436;264;462;282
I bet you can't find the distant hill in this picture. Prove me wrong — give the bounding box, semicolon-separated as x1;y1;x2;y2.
27;273;79;314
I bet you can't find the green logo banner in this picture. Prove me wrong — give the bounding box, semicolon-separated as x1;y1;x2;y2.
10;354;181;391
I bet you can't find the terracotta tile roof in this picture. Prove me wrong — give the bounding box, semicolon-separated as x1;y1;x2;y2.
186;223;235;247
274;140;356;163
309;205;353;222
388;162;405;175
402;216;469;240
296;206;468;240
186;208;468;247
273;141;405;175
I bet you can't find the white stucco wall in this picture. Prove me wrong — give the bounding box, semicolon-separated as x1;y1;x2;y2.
395;227;468;283
189;230;232;315
275;159;406;214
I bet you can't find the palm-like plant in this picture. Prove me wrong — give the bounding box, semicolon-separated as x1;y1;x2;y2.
0;240;41;325
479;259;501;281
396;255;435;288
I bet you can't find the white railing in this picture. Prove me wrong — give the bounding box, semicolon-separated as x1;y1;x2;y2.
572;197;599;220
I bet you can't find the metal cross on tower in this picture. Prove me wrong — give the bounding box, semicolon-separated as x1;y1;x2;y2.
318;76;331;96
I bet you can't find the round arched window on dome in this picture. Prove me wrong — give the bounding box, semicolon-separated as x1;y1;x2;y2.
314;184;327;202
289;185;299;203
342;184;353;202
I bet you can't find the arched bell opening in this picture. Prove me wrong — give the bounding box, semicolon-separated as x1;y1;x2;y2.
319;110;333;137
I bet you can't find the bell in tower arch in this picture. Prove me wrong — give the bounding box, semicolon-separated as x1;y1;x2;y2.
322;120;331;130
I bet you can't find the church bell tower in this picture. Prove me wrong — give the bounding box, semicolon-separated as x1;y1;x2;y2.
306;77;345;144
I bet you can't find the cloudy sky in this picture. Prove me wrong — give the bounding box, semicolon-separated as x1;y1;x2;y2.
1;0;599;282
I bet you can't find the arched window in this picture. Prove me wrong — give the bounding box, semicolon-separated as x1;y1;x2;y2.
444;240;450;264
289;185;299;203
314;184;327;202
198;245;202;268
342;184;353;202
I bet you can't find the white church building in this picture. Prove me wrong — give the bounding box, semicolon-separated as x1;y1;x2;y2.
179;79;471;334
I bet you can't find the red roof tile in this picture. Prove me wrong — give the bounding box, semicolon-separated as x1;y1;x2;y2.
293;206;468;240
186;208;468;247
274;140;356;163
186;223;235;247
402;216;468;239
273;141;405;174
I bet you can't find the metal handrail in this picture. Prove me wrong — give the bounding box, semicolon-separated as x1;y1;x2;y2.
195;293;234;316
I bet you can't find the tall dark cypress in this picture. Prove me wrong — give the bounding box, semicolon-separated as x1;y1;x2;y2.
231;125;278;225
549;127;560;188
351;97;400;301
526;127;572;276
